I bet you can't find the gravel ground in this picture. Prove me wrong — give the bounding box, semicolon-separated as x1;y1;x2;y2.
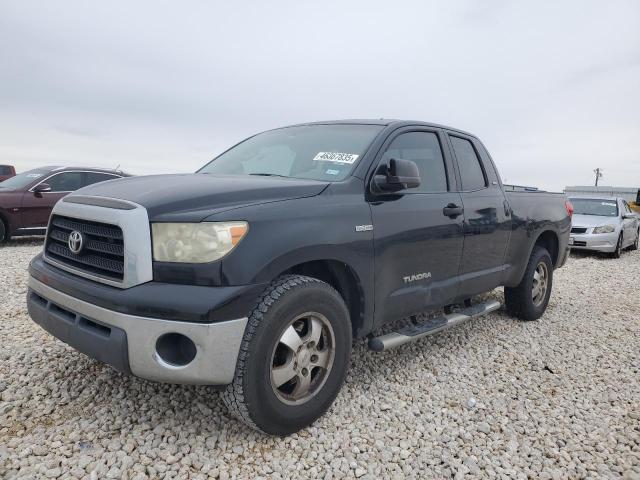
1;238;639;479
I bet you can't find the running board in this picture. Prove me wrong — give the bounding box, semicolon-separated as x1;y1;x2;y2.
368;299;501;352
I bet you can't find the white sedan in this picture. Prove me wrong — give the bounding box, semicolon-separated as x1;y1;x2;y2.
569;196;639;258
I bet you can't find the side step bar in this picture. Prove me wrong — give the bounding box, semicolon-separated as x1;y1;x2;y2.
368;299;501;352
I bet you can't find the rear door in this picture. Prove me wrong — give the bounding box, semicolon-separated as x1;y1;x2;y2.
369;127;464;327
445;132;512;298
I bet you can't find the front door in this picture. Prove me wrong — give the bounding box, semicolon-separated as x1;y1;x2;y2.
621;200;637;247
21;171;84;227
370;128;464;328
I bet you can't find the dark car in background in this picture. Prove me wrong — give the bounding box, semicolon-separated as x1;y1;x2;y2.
0;165;16;182
0;166;129;242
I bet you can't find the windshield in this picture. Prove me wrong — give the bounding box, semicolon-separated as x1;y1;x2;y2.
198;124;383;181
0;169;50;189
570;198;619;217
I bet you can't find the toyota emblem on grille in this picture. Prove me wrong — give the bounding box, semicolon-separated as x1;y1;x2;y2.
68;230;84;254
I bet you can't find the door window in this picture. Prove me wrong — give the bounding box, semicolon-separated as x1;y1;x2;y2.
84;172;120;187
381;132;448;193
450;136;487;191
45;172;84;192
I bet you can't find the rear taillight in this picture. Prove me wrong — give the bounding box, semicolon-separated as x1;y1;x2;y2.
565;200;574;219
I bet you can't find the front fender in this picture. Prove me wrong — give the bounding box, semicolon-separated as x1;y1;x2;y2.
217;193;374;287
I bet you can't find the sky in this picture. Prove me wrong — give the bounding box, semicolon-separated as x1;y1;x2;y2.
1;1;639;192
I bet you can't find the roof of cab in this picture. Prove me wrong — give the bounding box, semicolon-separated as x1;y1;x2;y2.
283;119;477;138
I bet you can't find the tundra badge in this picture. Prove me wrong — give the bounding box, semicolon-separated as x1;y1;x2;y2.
403;272;432;283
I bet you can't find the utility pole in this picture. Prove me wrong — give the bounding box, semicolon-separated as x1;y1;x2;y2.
593;168;603;186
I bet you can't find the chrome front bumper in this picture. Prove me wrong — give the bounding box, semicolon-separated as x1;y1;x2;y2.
569;231;618;253
28;276;247;385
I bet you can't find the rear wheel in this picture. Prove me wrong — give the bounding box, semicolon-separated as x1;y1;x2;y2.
222;275;352;435
610;233;623;258
505;246;553;321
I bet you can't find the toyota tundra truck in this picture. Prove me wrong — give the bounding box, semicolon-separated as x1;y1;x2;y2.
27;120;572;435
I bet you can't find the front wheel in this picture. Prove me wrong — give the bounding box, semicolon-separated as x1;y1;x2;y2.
610;233;623;258
505;246;553;321
222;275;352;435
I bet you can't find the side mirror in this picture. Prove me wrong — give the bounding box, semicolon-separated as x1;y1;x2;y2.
623;213;635;219
33;183;51;194
372;158;421;193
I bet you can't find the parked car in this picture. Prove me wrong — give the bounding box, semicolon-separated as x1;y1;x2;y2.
569;196;640;257
0;165;16;182
0;166;129;242
26;120;571;435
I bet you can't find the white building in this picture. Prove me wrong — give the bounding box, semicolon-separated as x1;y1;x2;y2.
564;186;639;203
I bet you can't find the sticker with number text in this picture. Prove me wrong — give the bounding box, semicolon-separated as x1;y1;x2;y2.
313;152;359;164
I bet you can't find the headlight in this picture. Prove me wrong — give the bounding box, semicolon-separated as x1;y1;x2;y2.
592;224;615;234
151;222;248;263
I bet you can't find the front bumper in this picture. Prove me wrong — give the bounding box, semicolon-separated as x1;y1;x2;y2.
569;231;618;253
28;276;247;385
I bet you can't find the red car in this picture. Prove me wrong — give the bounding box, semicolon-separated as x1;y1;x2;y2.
0;165;16;182
0;166;129;242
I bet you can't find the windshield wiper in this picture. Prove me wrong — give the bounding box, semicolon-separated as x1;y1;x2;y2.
248;173;289;178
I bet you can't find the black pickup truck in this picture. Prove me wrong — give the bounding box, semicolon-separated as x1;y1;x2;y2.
27;120;571;435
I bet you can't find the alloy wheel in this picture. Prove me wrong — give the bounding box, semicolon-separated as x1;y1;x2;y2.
270;312;335;405
531;262;548;307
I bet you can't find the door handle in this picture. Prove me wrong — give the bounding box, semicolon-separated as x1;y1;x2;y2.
443;203;463;218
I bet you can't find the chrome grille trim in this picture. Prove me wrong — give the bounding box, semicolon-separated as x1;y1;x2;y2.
43;196;153;289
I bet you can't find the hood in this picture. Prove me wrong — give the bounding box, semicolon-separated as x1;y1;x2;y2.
69;174;329;221
572;213;620;228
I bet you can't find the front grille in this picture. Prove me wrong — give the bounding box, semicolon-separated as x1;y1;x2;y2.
573;241;587;247
45;215;125;281
571;227;588;234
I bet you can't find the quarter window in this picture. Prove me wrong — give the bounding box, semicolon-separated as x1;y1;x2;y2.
45;172;84;192
381;132;448;193
450;136;487;191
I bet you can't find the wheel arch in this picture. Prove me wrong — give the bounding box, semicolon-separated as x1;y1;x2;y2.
504;228;561;288
279;259;367;338
533;230;560;266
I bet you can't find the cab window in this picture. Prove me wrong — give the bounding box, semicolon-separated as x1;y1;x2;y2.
381;131;448;193
450;136;487;191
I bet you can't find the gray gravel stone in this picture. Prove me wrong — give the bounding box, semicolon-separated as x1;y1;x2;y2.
1;239;639;479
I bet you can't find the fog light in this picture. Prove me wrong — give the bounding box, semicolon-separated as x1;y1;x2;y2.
155;333;197;367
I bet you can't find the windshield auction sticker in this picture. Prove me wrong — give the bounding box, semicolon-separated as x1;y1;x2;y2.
313;152;359;164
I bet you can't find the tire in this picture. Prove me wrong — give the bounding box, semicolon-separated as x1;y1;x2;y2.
610;233;623;258
222;274;352;435
630;229;639;251
0;219;8;243
504;246;553;321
